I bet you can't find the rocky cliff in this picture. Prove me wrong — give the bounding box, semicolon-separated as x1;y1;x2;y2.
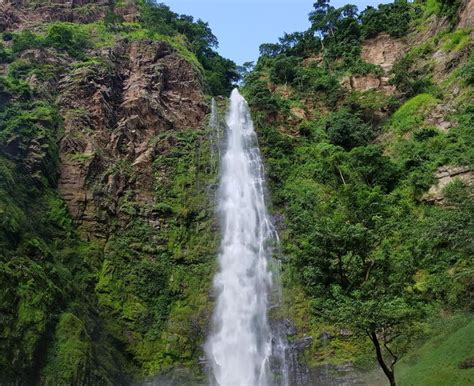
0;1;218;383
57;38;206;238
0;0;138;31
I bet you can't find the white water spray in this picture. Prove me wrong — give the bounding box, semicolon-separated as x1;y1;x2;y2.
206;89;286;386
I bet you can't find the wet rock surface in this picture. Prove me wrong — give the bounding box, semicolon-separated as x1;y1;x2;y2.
271;318;385;386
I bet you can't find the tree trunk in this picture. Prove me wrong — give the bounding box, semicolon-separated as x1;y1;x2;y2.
369;330;396;386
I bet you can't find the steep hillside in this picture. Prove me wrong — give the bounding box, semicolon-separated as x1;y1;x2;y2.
0;0;234;383
0;0;473;385
242;0;473;384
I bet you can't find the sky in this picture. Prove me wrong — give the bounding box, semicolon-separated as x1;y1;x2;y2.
162;0;392;65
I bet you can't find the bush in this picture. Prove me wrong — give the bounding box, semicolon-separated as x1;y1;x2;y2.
360;0;413;39
0;43;11;63
349;145;400;192
269;56;300;84
11;30;43;53
459;60;474;85
294;63;341;105
326;110;373;150
391;55;436;96
45;23;90;58
244;78;288;116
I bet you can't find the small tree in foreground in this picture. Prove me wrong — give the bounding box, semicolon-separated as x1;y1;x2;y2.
323;292;426;386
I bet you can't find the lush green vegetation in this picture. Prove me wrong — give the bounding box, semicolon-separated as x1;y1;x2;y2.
138;0;239;95
397;315;474;385
94;128;218;379
0;1;224;383
0;0;472;384
0;53;124;382
243;0;473;385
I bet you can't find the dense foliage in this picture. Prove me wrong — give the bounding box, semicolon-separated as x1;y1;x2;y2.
0;0;472;384
138;0;239;95
243;0;473;384
0;1;223;383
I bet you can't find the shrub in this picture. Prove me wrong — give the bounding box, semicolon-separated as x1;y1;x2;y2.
360;0;413;39
326;109;373;150
441;29;470;52
349;145;400;192
11;30;43;53
270;56;300;84
45;23;90;58
459;59;474;85
0;43;10;63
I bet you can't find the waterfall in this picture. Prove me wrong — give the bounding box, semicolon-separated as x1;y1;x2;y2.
206;89;287;386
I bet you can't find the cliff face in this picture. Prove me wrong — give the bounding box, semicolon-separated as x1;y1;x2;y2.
0;1;216;383
57;39;206;238
0;0;138;31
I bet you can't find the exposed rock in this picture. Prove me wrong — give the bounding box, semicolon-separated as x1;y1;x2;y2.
407;10;451;45
0;0;138;31
338;329;353;337
341;75;396;94
459;357;474;369
423;166;474;203
291;106;308;121
303;55;323;66
311;362;380;386
458;0;474;29
361;33;406;72
56;39;206;237
425;104;457;132
431;42;473;82
319;331;332;345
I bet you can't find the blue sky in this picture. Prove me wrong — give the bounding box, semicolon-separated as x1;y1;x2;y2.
163;0;392;65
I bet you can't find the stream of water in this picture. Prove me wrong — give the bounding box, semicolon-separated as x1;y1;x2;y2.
206;89;288;386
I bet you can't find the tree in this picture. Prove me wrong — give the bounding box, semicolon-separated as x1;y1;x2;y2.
138;0;238;95
359;1;412;39
286;177;428;386
269;56;300;84
308;1;361;60
236;61;255;79
327;293;426;386
259;43;283;58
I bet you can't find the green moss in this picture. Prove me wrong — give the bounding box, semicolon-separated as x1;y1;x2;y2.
42;313;91;384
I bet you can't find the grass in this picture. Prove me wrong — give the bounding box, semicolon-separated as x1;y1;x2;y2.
441;29;471;53
397;315;474;386
389;93;438;134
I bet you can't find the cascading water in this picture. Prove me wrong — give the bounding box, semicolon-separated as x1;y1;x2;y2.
206;89;287;386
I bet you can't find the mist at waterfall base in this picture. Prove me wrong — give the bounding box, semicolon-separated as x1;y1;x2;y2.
205;89;288;386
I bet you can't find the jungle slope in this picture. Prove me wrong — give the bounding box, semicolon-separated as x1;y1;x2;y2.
242;0;473;384
0;0;236;384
